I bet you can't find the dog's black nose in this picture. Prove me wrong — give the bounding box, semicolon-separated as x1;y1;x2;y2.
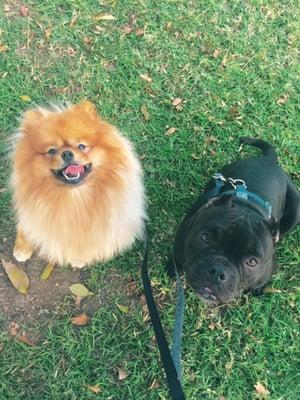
61;150;74;162
209;264;227;282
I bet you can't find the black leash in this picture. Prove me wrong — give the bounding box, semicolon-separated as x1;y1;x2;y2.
141;228;186;400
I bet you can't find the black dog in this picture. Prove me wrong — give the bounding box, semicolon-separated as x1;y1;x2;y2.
169;137;300;304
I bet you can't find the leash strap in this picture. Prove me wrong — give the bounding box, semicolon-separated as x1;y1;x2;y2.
141;228;186;400
171;265;185;382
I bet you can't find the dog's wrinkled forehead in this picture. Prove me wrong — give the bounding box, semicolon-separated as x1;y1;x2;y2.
189;205;273;256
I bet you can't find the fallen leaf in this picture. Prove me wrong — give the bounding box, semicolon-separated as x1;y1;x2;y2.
44;28;52;40
141;104;150;121
116;303;129;314
123;26;132;34
213;48;222;58
0;44;9;53
69;283;94;298
208;323;216;331
20;5;29;17
140;74;152;82
254;382;270;397
85;385;101;394
1;259;30;294
20;95;31;102
9;321;20;337
165;127;177;136
263;287;282;294
276;94;289;105
17;333;35;346
135;28;144;36
0;343;3;352
149;379;160;389
118;367;128;381
172;97;182;107
71;313;90;326
93;14;115;21
40;263;55;280
70;12;78;27
139;154;146;160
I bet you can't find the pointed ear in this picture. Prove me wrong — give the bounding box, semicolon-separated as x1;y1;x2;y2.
77;100;97;115
269;217;280;243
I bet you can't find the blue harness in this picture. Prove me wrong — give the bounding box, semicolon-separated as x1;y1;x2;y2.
209;172;272;220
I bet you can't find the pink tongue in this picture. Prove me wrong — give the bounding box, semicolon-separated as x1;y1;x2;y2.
64;164;84;176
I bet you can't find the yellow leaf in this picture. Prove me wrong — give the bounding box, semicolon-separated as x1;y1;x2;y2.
69;283;93;298
1;258;29;294
0;44;8;53
20;95;31;102
40;263;55;280
116;303;129;314
141;104;150;121
93;14;115;21
85;385;101;394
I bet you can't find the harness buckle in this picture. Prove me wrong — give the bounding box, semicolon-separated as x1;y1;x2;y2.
228;177;247;190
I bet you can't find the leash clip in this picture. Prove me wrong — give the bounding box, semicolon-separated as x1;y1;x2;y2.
228;177;247;190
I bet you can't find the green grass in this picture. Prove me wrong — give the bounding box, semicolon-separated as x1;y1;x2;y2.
0;0;299;399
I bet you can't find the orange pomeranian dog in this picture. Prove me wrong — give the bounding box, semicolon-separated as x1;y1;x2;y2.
12;100;145;268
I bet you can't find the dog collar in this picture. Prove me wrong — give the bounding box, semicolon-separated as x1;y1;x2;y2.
210;173;272;220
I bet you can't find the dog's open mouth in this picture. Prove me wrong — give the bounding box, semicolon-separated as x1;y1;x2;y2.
52;163;92;185
197;287;218;303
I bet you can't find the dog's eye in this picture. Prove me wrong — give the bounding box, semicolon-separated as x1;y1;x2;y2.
200;232;211;244
78;144;86;151
245;257;258;268
47;148;57;155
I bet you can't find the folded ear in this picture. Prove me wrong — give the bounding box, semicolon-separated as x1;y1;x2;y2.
205;194;234;209
76;100;97;115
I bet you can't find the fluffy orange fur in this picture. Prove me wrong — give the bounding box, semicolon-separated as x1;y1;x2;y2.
12;101;145;268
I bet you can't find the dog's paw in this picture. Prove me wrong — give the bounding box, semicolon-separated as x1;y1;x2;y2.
13;246;33;262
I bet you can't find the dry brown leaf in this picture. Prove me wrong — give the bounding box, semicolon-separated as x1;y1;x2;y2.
135;28;144;36
1;258;30;294
17;333;35;346
71;313;90;326
122;25;132;34
85;385;101;394
139;154;146;160
254;382;270;397
70;12;78;27
0;343;3;352
20;5;29;17
0;44;9;53
276;94;289;105
140;73;152;82
165;127;177;136
149;379;160;389
208;323;216;331
40;263;55;280
9;321;20;337
93;14;115;21
118;367;128;381
141;104;150;121
172;97;182;107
